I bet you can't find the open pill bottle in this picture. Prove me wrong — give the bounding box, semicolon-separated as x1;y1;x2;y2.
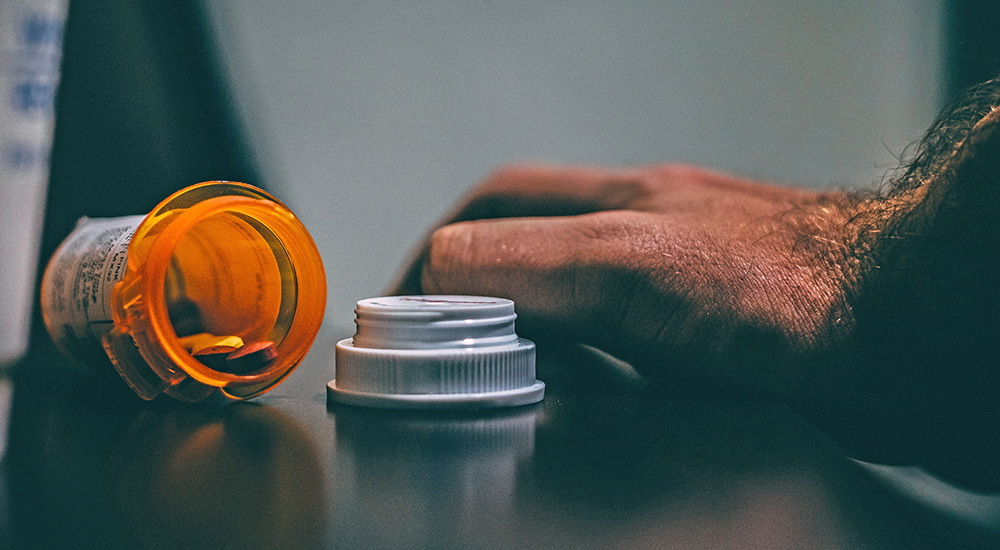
41;182;326;401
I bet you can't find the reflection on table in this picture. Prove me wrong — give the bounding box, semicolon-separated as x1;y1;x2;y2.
2;338;1000;549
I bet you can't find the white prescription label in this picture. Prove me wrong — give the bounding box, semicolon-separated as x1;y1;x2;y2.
41;215;145;360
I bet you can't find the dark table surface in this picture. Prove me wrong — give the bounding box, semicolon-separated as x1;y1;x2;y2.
2;332;1000;549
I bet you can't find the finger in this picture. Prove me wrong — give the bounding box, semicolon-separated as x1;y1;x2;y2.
466;163;800;217
422;215;599;321
389;162;774;295
420;211;681;350
419;211;808;399
389;163;651;295
450;163;652;221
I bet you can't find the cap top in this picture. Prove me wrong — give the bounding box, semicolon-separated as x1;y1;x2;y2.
353;295;517;350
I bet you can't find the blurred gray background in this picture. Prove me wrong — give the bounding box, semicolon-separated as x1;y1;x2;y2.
201;0;945;331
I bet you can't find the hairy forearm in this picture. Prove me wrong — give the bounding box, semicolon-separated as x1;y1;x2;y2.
800;81;1000;486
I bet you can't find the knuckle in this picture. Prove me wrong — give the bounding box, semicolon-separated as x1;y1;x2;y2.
480;163;536;191
645;163;719;187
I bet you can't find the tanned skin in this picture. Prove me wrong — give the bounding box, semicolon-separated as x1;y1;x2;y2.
393;77;1000;489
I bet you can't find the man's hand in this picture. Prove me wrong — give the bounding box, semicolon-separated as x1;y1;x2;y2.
395;164;858;400
392;81;1000;488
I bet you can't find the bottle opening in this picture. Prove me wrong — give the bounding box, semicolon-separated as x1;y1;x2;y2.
165;210;298;374
108;183;327;400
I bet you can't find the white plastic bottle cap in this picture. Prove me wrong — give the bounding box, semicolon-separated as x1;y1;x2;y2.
328;296;544;409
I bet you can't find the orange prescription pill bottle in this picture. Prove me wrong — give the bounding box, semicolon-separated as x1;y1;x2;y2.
40;182;326;401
